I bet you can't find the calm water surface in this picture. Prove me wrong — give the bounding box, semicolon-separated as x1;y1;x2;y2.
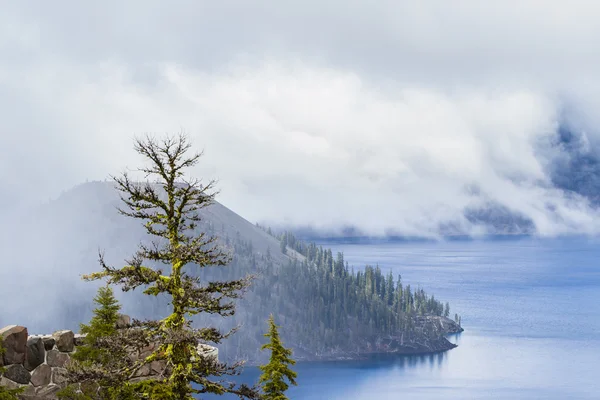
213;236;600;399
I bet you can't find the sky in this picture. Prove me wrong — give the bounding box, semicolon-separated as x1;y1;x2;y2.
2;1;600;237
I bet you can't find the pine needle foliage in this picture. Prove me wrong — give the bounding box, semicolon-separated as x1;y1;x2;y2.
82;133;259;399
58;285;128;400
258;315;297;400
75;285;121;365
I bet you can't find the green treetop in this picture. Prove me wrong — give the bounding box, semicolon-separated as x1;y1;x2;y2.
259;315;297;400
59;285;133;400
74;285;121;364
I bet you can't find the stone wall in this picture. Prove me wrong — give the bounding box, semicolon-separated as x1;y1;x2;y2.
0;325;82;399
0;317;218;399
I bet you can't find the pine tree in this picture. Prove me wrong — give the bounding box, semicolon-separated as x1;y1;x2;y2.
82;134;259;399
279;235;287;255
0;337;24;400
259;315;297;400
59;285;133;400
75;285;121;364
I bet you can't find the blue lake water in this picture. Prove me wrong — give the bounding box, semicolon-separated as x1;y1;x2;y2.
211;236;600;399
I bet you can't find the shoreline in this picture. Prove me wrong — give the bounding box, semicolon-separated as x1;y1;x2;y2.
245;319;463;365
243;334;461;366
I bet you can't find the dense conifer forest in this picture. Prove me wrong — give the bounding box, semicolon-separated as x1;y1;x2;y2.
11;180;459;365
137;223;457;363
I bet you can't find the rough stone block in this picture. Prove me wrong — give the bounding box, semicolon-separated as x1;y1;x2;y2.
0;325;28;365
42;336;56;351
51;367;68;385
35;383;61;397
25;337;45;371
30;364;52;387
73;334;86;346
0;376;20;389
46;349;70;367
116;314;131;328
197;343;219;362
21;383;37;396
52;330;74;352
3;363;31;384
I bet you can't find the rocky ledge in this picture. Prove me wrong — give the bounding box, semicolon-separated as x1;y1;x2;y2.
294;316;464;362
371;316;464;355
0;316;219;399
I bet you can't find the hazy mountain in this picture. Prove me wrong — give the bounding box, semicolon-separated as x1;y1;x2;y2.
0;181;459;364
0;181;287;331
550;124;600;206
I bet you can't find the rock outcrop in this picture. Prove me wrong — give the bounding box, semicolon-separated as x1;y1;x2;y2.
0;316;219;399
51;331;74;353
24;337;45;371
294;315;464;362
1;325;28;365
363;316;464;357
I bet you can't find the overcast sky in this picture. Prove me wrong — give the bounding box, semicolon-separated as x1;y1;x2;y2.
3;1;600;236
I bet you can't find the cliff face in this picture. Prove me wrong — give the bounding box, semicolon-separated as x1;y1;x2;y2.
378;316;463;355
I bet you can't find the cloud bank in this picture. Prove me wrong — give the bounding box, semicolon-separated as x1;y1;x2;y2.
2;1;600;237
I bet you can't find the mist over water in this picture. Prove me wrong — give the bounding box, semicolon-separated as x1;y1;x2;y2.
212;236;600;399
5;2;600;239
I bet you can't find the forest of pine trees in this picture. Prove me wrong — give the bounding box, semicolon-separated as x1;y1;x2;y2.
136;224;459;362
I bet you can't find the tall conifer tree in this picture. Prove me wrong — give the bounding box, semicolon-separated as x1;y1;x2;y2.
82;134;259;399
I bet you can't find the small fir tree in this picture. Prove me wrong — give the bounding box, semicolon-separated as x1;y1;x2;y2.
75;285;121;364
59;285;131;400
259;315;297;400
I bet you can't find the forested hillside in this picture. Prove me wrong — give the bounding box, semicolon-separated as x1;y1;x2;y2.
4;181;461;364
137;215;462;363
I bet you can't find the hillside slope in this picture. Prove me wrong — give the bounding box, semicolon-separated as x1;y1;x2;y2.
1;181;460;364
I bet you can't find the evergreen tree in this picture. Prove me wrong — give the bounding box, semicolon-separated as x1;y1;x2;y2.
0;337;24;400
75;285;121;364
259;315;297;400
58;285;127;400
279;235;287;255
444;302;450;318
82;134;259;399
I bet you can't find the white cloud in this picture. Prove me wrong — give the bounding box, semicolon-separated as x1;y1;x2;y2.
4;0;600;332
1;1;600;237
